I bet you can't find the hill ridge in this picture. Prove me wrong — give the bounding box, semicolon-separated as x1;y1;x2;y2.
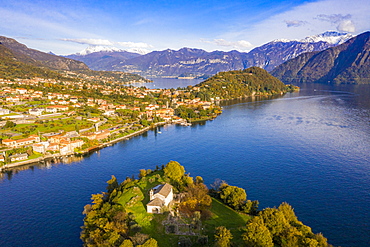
271;31;370;84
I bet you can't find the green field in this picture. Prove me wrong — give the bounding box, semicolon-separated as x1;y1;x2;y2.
115;171;251;246
6;118;92;138
205;198;251;245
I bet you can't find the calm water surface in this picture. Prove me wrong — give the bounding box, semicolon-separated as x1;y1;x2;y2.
128;78;203;89
0;83;369;247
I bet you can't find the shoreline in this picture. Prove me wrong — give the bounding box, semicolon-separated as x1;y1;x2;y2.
0;94;275;173
0;94;270;172
0;93;284;173
0;121;170;172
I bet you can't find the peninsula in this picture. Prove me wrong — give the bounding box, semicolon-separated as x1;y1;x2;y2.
81;161;332;246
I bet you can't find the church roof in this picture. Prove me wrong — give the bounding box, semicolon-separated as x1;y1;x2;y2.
147;197;164;207
155;183;172;198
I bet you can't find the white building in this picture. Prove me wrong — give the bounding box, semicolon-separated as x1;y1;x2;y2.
32;142;50;154
29;108;44;116
0;108;10;115
146;183;173;214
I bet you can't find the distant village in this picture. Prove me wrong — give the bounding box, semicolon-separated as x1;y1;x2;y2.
0;78;220;168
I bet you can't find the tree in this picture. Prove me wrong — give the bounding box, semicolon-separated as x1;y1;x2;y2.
259;207;289;237
214;226;233;247
120;239;134;247
106;175;119;194
139;169;147;178
163;161;185;183
3;120;16;129
179;182;212;215
219;184;246;210
314;233;329;247
280;227;304;247
130;233;150;245
278;202;298;224
75;124;80;133
242;216;274;247
195;176;204;184
137;238;158;247
242;200;259;215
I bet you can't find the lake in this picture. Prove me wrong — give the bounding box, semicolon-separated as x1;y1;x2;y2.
128;77;203;89
0;82;369;247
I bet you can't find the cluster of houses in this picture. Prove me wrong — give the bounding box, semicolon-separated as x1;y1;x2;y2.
0;78;218;164
0;128;116;163
0;153;29;163
0;82;213;122
1;132;84;156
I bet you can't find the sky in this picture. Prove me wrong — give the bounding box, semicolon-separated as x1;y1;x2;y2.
0;0;369;55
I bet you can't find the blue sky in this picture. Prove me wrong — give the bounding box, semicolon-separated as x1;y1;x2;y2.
1;0;369;55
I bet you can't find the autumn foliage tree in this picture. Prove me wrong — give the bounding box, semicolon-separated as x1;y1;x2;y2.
243;203;332;247
219;183;247;210
163;160;185;187
214;226;233;247
242;216;274;247
179;182;212;216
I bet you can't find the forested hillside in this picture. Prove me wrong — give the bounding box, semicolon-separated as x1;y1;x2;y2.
0;44;74;80
0;38;150;83
193;67;296;100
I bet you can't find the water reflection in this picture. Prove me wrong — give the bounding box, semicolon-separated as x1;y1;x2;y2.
0;84;369;247
0;156;84;181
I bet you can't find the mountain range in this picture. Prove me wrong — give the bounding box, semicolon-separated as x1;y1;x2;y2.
271;31;370;84
0;36;88;71
1;31;369;85
0;39;74;81
65;31;353;77
0;36;149;83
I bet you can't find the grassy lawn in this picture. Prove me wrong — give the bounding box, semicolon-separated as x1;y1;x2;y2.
28;153;43;160
10;118;92;136
115;171;186;246
204;198;251;245
115;173;251;246
116;171;166;227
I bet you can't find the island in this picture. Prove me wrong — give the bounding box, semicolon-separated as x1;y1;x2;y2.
81;161;331;246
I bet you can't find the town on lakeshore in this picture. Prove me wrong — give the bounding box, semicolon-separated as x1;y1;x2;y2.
0;77;221;170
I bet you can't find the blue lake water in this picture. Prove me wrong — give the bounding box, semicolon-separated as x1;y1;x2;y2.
0;83;369;247
128;78;203;89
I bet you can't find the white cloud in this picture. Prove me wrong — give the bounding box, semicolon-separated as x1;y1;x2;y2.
116;41;153;48
61;38;114;46
284;20;307;28
337;20;356;32
227;0;370;49
62;38;153;49
315;13;357;33
316;13;352;24
201;38;253;50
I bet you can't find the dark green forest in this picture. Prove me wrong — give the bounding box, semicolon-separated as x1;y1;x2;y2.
193;67;296;100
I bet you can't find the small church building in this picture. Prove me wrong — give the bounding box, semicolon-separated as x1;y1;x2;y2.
147;183;173;214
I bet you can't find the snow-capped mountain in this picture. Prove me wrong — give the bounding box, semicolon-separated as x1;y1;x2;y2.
272;31;370;84
272;31;353;45
75;46;150;56
300;31;354;45
126;48;151;55
65;46;142;71
77;46;126;56
65;31;361;76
